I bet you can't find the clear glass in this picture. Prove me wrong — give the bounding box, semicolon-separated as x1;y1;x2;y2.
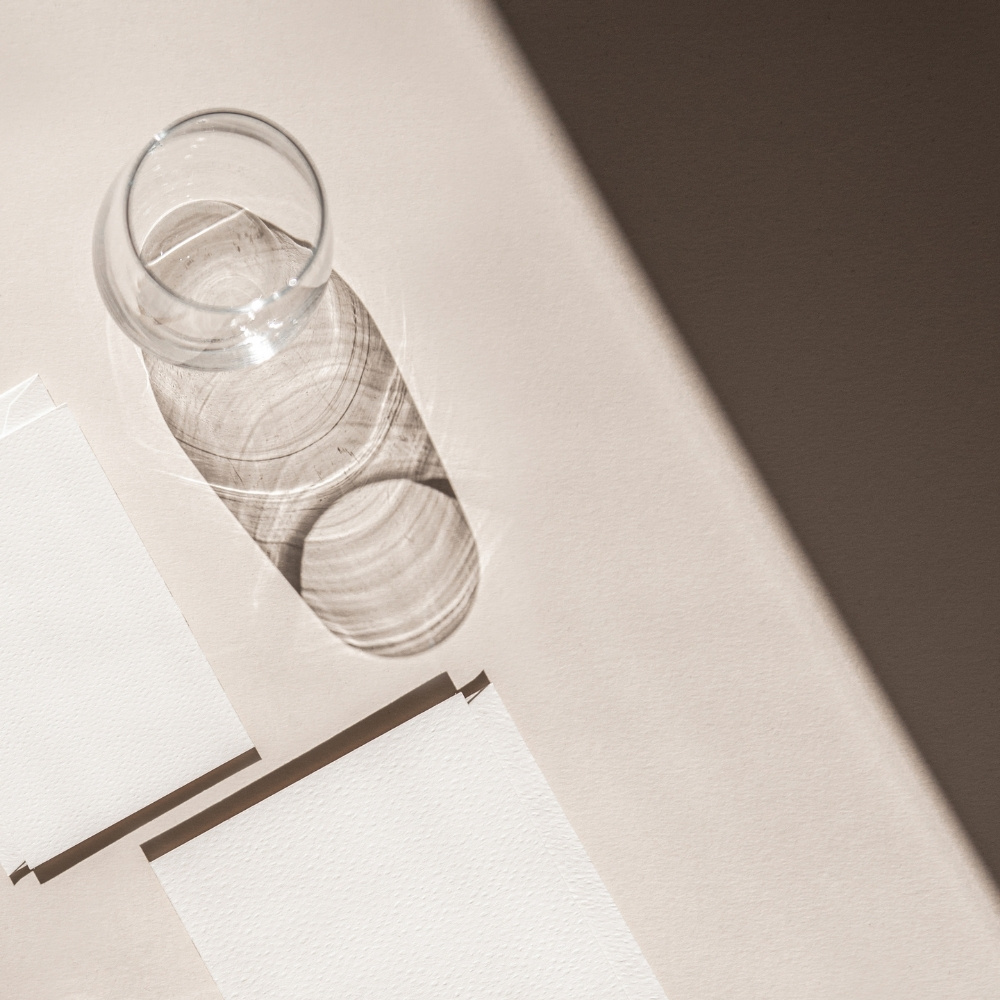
94;110;333;369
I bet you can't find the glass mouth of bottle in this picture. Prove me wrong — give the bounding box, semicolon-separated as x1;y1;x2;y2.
124;109;329;315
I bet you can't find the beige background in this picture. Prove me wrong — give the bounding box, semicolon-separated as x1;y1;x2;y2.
1;1;999;997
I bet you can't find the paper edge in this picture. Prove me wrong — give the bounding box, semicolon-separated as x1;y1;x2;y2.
467;684;668;1000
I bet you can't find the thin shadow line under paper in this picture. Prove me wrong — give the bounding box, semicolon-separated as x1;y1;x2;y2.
142;673;458;863
23;747;261;885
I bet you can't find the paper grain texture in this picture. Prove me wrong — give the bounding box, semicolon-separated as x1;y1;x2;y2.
468;685;665;1000
151;692;666;999
0;389;252;873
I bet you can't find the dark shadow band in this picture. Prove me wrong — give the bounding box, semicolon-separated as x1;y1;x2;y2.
142;672;459;863
460;671;490;702
29;746;262;884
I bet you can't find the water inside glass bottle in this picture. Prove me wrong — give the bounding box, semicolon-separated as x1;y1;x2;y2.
140;200;314;310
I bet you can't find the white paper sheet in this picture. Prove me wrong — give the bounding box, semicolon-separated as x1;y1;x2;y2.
151;692;667;999
467;685;666;1000
0;394;253;874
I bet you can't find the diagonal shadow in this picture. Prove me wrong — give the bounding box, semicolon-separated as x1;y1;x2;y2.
492;0;1000;887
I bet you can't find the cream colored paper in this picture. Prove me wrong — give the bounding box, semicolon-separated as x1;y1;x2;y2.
151;693;665;1000
0;396;253;874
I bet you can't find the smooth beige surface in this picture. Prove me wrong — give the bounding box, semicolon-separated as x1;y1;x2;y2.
1;2;999;997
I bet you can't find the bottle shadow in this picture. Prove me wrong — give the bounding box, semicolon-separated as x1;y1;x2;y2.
145;270;479;657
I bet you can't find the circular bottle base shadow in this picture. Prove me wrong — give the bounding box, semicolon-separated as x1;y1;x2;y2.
145;256;480;657
300;479;479;657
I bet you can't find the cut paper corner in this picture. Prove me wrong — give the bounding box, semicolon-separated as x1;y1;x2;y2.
9;862;31;886
0;834;26;880
0;374;55;439
459;669;491;701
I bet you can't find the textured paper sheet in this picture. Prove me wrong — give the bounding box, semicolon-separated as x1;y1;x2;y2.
151;692;665;999
0;396;253;875
468;684;666;1000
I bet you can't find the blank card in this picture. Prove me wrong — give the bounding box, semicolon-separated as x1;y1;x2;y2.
148;676;665;999
0;378;255;879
